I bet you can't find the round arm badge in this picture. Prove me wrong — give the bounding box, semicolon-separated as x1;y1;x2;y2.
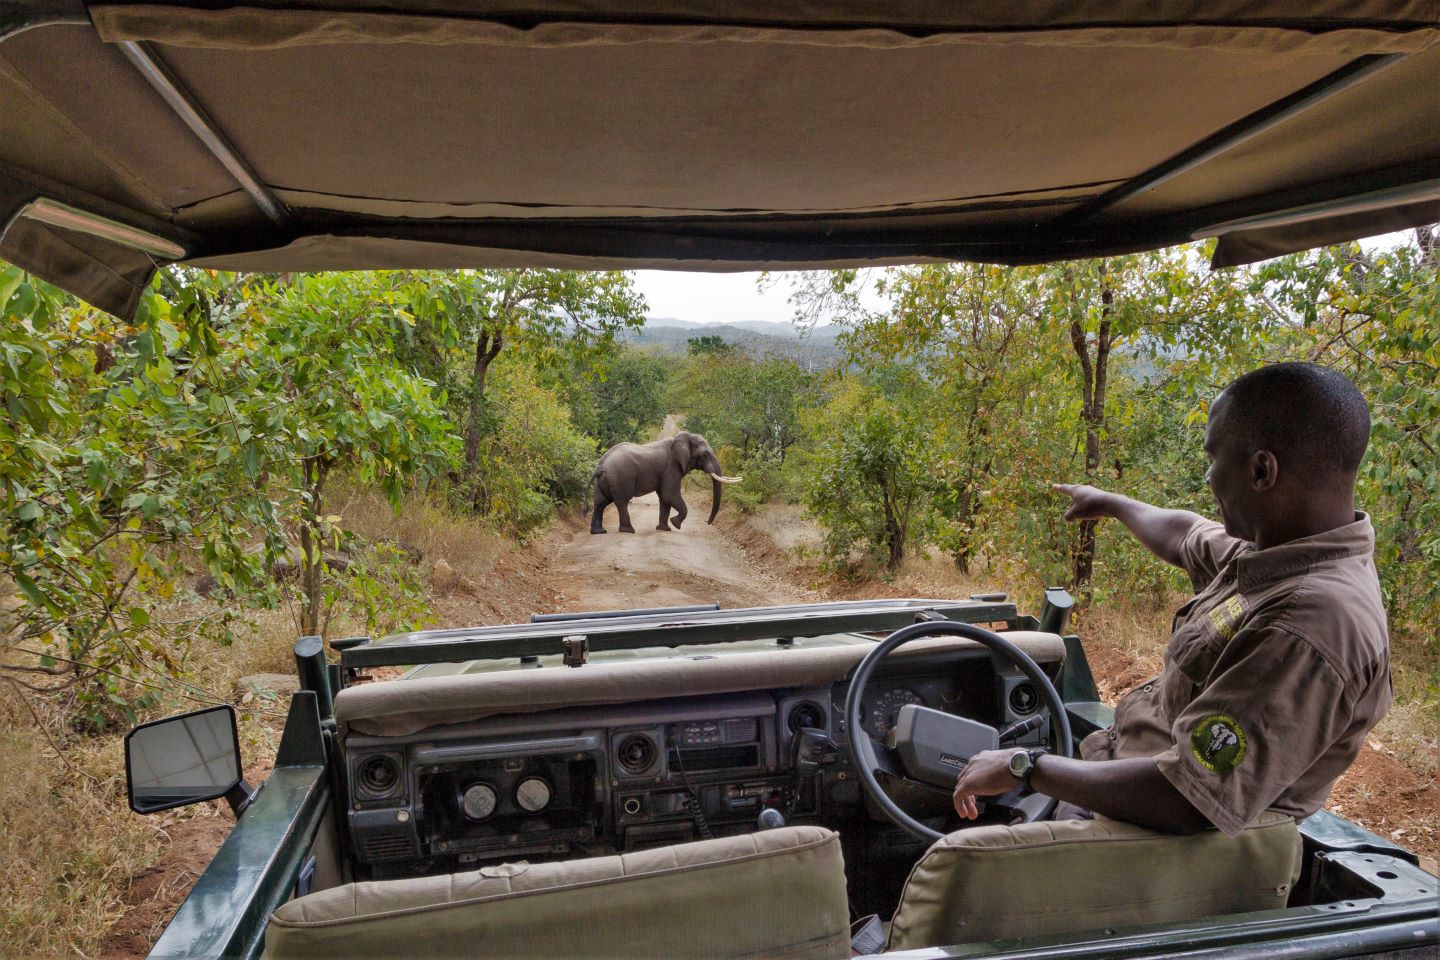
1190;714;1248;773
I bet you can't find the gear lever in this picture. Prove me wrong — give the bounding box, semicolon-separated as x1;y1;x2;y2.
757;806;786;830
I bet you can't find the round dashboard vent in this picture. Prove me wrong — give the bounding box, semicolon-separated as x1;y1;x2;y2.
787;701;826;734
1008;682;1040;717
358;754;401;798
616;734;657;775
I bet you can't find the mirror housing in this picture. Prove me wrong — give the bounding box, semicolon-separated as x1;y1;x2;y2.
125;705;255;816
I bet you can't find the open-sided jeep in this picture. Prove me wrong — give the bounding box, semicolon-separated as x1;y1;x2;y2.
125;598;1438;958
4;4;1438;958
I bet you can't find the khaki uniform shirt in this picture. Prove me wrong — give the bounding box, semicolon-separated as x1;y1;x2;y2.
1081;514;1390;837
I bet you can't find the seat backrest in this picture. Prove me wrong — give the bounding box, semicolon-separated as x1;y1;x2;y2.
264;825;849;960
887;812;1301;951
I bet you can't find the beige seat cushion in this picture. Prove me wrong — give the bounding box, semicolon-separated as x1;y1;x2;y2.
887;812;1301;950
265;825;849;960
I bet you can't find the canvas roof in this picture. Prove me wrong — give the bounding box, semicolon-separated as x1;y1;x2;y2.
2;2;1437;317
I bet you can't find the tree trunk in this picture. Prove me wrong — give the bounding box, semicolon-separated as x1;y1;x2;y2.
465;327;503;509
1068;270;1114;600
298;457;328;637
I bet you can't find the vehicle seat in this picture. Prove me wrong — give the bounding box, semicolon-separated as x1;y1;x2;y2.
887;812;1301;950
264;825;850;960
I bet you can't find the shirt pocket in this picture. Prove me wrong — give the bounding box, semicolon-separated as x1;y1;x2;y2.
1160;623;1223;720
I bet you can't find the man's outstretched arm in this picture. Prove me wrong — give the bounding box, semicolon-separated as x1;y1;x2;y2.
952;750;1212;834
1052;484;1204;569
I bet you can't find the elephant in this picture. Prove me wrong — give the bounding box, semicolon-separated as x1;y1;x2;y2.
591;431;742;534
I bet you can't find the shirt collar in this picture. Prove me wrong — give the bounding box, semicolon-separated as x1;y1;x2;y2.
1232;512;1375;592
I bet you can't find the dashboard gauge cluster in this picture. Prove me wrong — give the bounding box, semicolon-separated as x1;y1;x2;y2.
864;687;925;738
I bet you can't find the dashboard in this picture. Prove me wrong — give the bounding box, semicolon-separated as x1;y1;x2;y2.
342;647;1053;878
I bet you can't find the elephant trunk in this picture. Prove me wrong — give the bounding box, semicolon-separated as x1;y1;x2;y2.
707;475;722;524
705;472;743;523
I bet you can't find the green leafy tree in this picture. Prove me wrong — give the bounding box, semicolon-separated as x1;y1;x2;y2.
244;273;455;635
566;346;669;449
475;358;598;534
803;378;933;571
406;271;646;508
838;264;1054;571
1;268;281;725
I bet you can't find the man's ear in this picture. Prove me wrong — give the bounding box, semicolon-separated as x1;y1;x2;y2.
1250;450;1279;492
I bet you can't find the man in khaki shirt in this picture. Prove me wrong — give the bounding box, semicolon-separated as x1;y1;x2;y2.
953;362;1390;836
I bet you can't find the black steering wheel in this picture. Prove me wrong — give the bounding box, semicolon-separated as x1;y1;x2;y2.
843;620;1074;842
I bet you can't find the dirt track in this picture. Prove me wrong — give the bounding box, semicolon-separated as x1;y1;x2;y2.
546;491;809;614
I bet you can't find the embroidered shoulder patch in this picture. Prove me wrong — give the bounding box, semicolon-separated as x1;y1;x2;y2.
1190;714;1247;773
1206;595;1248;641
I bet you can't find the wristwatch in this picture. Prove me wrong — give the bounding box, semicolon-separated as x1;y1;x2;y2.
1007;748;1047;791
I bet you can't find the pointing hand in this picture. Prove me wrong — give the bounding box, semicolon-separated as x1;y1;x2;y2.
1052;483;1114;522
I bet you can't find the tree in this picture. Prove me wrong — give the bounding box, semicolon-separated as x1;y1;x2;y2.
803;378;933;571
407;271;646;508
247;273;455;635
1047;250;1254;596
567;346;669;449
838;264;1052;571
1;267;289;724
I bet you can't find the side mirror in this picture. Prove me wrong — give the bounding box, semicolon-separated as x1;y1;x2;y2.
125;705;255;816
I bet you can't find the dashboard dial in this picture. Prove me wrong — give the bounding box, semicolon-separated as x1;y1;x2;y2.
515;777;552;813
462;782;498;821
865;687;924;737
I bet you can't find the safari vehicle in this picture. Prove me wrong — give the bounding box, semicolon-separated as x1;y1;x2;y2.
4;3;1439;959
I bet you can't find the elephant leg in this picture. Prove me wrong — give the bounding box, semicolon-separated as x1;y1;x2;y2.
656;501;672;532
590;494;610;534
672;497;688;530
616;500;636;534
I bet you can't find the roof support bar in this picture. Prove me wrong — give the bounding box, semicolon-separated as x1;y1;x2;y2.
1193;177;1440;239
116;40;288;225
1061;54;1407;226
0;1;88;44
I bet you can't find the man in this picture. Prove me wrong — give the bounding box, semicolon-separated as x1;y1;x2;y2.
953;362;1390;837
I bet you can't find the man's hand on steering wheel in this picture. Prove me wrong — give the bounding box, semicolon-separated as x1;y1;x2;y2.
953;748;1029;820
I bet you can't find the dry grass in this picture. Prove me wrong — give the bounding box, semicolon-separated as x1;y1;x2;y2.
329;481;508;587
0;600;299;958
0;698;158;958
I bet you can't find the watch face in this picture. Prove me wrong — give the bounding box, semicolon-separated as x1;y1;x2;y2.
1008;751;1029;777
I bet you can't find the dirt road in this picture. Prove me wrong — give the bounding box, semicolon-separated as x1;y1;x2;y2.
544;492;810;614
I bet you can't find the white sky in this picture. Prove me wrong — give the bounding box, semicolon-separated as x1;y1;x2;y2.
631;271;807;326
633;230;1418;326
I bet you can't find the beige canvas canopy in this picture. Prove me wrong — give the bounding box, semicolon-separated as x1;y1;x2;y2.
2;2;1437;318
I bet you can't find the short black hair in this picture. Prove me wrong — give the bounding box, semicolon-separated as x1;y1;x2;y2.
1216;362;1370;476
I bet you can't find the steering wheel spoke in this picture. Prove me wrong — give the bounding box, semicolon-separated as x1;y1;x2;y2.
859;734;905;780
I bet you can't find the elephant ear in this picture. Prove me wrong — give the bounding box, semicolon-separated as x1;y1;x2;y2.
670;433;695;473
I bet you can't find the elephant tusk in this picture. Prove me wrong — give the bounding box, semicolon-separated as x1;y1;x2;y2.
709;473;744;484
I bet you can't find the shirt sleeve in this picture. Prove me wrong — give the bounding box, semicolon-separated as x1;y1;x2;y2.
1176;519;1248;593
1153;623;1351;838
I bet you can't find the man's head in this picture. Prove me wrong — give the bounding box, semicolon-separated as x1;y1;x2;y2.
1204;363;1369;542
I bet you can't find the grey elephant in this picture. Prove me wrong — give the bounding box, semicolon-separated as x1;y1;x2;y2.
591;432;742;534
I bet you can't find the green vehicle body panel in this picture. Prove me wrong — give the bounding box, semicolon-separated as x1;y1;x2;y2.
140;602;1440;959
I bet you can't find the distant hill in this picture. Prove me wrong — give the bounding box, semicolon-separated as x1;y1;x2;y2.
629;317;843;367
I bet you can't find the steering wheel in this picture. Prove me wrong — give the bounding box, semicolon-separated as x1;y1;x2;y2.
843;620;1074;842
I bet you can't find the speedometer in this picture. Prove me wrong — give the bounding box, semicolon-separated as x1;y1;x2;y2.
865;687;924;737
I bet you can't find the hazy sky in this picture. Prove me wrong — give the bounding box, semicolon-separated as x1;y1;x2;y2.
631;271;807;326
633;230;1416;326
